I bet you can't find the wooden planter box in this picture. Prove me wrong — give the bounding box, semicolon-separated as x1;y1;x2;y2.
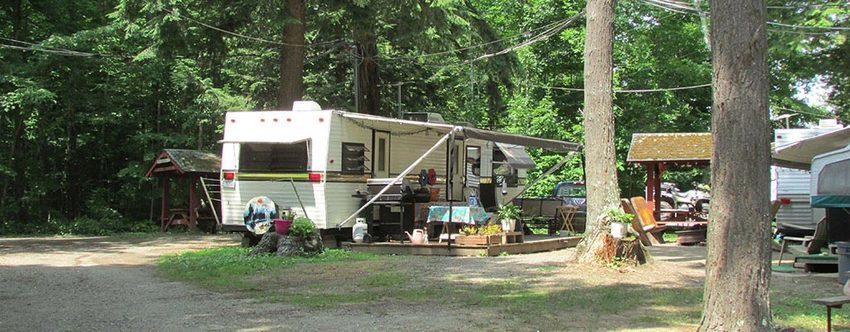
455;234;500;246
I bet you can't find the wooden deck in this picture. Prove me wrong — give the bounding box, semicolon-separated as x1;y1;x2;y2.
348;235;582;256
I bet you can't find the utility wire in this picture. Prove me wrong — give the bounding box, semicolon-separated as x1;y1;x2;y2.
471;9;586;62
532;82;712;93
0;43;108;57
171;9;342;48
640;0;850;32
378;11;584;62
0;37;126;58
767;21;850;31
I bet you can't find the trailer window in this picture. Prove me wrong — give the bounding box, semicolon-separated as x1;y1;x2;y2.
342;142;367;174
239;142;309;172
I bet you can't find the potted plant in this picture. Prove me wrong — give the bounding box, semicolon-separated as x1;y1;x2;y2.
455;224;503;246
497;203;522;232
605;206;634;239
274;209;295;235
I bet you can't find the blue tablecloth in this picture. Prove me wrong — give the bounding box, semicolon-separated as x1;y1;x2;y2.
426;206;490;225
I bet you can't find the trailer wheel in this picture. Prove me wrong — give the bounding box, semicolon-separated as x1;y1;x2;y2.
240;232;261;247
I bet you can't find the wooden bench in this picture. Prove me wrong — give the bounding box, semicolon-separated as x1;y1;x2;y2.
812;295;850;332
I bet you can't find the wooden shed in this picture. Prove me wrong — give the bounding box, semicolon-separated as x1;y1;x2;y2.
626;133;712;216
145;149;221;232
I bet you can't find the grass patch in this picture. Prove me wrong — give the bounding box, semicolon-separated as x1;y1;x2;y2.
662;231;678;243
158;247;381;290
159;246;837;331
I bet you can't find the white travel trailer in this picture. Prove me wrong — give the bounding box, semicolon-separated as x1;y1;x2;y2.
772;119;844;234
218;102;581;241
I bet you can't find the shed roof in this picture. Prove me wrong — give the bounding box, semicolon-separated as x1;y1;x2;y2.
627;133;712;163
145;149;221;177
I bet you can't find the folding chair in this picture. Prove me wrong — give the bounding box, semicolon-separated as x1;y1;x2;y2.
557;205;578;235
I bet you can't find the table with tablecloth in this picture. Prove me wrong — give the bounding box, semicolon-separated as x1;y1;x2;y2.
426;205;490;225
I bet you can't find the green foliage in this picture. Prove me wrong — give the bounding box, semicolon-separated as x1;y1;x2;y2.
289;216;317;237
0;217;158;236
605;206;633;224
1;0;848;235
497;203;521;220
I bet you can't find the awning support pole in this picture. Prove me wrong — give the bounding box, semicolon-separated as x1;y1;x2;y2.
502;154;571;205
336;127;460;228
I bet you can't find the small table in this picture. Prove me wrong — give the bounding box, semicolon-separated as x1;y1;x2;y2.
426;205;490;242
812;295;850;332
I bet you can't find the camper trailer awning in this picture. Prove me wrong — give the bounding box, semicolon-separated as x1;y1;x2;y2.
773;126;850;169
462;127;582;152
340;112;582;152
495;142;536;169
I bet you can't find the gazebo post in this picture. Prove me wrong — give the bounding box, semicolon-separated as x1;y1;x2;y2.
188;176;198;230
645;162;656;209
654;163;664;215
160;178;170;231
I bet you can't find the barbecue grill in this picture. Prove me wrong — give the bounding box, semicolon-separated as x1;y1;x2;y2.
366;178;414;202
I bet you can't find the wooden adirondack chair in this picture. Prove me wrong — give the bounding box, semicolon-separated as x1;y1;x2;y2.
621;199;653;246
629;196;668;245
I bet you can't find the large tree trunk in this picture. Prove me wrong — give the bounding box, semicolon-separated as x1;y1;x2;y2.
575;0;621;264
352;5;381;115
699;0;772;330
278;0;306;109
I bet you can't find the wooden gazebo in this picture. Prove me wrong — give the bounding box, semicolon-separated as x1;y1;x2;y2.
626;133;712;217
145;149;221;231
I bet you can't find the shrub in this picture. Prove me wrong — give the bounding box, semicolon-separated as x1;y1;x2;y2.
289;216;317;237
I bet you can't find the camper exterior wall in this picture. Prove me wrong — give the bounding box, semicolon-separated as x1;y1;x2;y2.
773;127;838;231
221;110;332;170
220;110;333;229
810;145;850;207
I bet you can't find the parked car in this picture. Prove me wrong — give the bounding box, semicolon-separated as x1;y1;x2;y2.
513;181;587;234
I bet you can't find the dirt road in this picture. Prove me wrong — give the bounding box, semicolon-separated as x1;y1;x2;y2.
1;235;833;331
0;234;707;331
0;235;288;331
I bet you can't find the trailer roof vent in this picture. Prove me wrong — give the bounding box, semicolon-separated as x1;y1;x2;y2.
291;100;322;112
401;112;446;124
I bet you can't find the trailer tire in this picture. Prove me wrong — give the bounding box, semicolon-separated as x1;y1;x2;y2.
241;232;261;247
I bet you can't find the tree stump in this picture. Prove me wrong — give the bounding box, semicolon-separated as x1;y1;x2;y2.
576;219;647;266
248;232;324;257
249;232;281;255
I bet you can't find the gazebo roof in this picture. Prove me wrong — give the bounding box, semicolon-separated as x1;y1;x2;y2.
627;133;712;163
145;149;221;177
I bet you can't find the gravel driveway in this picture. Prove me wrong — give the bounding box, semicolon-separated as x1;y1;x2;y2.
0;234;289;331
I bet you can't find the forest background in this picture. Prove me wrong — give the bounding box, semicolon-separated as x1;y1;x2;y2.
1;0;847;233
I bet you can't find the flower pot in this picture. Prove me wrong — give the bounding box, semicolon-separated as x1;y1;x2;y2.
610;222;628;239
274;219;293;235
500;219;516;232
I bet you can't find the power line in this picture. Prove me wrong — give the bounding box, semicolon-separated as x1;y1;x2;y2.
471;9;586;62
0;37;120;58
0;43;103;57
377;11;584;62
171;9;342;48
532;82;712;93
767;21;850;31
